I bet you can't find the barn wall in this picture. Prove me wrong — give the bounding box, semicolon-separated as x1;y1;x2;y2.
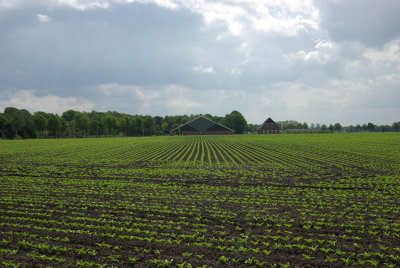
258;124;280;134
181;130;234;135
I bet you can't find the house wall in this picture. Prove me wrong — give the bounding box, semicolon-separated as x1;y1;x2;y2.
258;124;280;134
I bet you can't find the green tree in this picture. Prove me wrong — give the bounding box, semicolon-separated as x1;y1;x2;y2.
33;112;47;138
4;122;16;139
59;117;67;137
62;110;78;137
392;122;400;132
67;120;76;138
0;114;7;138
246;124;259;133
154;116;163;135
76;113;89;137
134;116;144;136
119;115;132;136
4;107;36;139
103;113;117;136
328;124;334;132
89;113;103;137
47;114;60;138
362;124;368;131
223;110;247;134
277;120;303;130
143;116;155;136
161;121;168;134
367;122;376;132
334;123;342;132
62;110;78;122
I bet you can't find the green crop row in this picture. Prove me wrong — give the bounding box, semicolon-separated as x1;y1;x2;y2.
0;133;399;267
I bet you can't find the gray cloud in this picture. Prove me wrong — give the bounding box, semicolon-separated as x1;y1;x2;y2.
314;0;400;47
1;0;400;125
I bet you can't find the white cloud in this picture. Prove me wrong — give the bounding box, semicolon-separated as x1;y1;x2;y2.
364;38;400;66
192;65;215;73
218;89;245;101
37;13;51;22
97;83;159;100
287;39;339;64
132;0;179;10
164;84;202;112
1;0;319;36
0;0;110;10
94;83;160;112
230;68;243;75
178;0;319;36
57;0;110;10
92;84;203;115
0;90;93;114
259;74;400;125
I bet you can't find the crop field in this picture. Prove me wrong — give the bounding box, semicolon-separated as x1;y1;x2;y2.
1;133;400;267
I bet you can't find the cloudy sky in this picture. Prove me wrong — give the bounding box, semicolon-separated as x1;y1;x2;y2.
1;0;399;125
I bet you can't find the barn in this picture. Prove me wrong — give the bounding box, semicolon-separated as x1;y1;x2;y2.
170;116;234;136
257;117;280;134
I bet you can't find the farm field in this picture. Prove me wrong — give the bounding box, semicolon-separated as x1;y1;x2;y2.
1;133;400;267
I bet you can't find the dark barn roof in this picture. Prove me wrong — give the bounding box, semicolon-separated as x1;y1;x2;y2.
171;116;233;132
264;117;276;124
258;117;279;130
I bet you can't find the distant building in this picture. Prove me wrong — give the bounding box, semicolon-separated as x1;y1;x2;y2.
257;117;280;134
170;116;234;136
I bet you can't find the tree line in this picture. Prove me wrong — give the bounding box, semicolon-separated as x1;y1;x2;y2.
277;120;400;133
0;107;252;139
0;107;399;139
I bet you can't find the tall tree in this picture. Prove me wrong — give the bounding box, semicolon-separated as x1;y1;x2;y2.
103;113;117;136
62;110;78;122
392;122;400;132
334;123;342;132
67;120;76;138
143;116;155;136
134;116;144;136
119;115;132;136
223;110;247;134
59;117;67;137
76;113;89;137
161;121;168;134
47;114;60;138
367;122;376;132
89;113;103;137
0;114;7;138
4;107;36;139
33;112;47;138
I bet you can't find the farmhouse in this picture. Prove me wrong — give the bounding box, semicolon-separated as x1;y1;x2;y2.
258;117;280;134
170;116;234;135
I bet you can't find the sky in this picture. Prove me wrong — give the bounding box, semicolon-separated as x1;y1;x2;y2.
1;0;399;125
